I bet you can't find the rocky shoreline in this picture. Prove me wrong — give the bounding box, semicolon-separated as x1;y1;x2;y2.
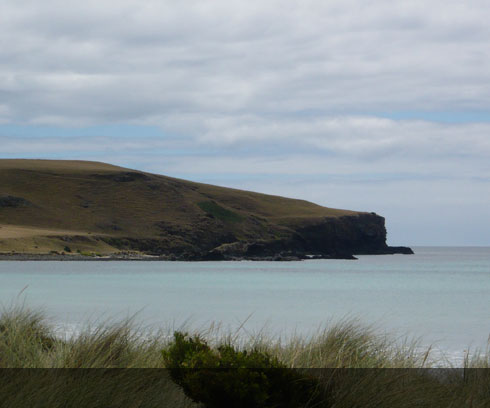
0;253;166;261
0;246;413;262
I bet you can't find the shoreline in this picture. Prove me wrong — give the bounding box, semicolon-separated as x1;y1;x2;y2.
0;245;413;261
0;254;348;261
0;252;412;261
0;253;169;261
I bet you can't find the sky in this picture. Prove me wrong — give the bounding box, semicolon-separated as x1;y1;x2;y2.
1;0;489;246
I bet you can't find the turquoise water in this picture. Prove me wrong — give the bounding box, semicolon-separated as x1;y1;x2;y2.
1;247;489;359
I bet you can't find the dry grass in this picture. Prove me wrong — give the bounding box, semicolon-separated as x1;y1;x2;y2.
0;159;124;173
246;320;434;369
0;224;90;239
0;304;195;407
1;305;489;407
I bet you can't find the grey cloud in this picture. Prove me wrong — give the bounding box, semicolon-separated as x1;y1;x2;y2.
188;115;490;161
2;0;490;125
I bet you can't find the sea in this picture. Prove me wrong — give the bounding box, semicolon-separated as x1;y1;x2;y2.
1;247;489;365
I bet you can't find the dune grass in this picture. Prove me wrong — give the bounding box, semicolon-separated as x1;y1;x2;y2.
0;305;489;407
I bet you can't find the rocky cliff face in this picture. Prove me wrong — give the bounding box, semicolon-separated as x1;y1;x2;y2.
203;213;412;260
291;213;413;257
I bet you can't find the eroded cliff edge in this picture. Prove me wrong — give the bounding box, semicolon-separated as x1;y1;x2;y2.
191;213;413;260
0;159;412;260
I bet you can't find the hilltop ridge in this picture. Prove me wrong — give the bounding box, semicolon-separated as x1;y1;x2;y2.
0;159;412;260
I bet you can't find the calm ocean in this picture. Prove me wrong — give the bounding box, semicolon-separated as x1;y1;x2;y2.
1;247;489;362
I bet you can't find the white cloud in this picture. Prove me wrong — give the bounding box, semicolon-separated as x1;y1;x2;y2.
0;0;489;244
1;0;490;124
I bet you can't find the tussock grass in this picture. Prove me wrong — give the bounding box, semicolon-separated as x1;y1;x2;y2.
245;319;433;369
0;304;56;368
0;306;194;407
1;305;489;407
0;307;168;369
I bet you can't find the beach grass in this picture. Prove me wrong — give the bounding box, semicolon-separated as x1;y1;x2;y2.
1;305;489;407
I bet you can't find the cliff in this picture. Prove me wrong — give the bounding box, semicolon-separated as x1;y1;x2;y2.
0;159;412;260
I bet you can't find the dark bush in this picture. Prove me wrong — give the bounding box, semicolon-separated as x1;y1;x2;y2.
0;195;31;208
162;332;320;408
197;201;243;223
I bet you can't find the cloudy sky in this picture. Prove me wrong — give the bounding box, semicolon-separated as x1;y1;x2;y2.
1;0;489;245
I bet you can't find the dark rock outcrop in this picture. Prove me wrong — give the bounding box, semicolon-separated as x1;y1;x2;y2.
0;195;31;208
290;213;413;256
91;172;151;183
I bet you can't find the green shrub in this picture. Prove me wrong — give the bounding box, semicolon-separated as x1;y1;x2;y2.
162;332;319;408
197;201;243;223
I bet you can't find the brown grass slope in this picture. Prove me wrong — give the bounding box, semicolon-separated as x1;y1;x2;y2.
0;159;402;258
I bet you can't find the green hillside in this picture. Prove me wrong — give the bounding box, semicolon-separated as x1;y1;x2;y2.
0;159;408;259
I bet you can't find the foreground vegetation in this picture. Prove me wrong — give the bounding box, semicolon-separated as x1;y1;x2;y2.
0;305;489;407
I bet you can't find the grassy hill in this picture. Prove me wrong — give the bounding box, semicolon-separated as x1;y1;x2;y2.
0;159;410;259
